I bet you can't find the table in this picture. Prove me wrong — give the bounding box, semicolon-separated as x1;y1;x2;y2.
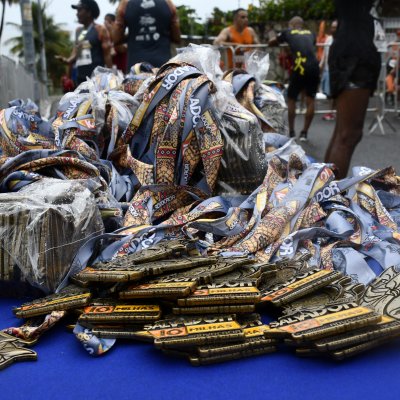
1;297;399;400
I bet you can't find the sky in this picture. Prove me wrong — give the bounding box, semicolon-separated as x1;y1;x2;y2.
0;0;257;59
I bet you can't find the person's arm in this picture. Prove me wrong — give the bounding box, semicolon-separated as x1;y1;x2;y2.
248;27;260;44
268;37;279;47
213;27;231;46
112;0;128;45
167;0;181;44
319;36;330;70
56;48;77;64
56;28;79;64
268;30;285;47
98;25;113;68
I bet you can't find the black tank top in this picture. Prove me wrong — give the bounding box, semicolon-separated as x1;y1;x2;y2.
124;0;173;69
76;24;105;82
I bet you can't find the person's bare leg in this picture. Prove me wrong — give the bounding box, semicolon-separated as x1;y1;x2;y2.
302;96;315;133
287;97;296;136
324;88;370;178
324;122;338;163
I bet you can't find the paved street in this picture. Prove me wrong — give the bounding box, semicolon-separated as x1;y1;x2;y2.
293;97;400;174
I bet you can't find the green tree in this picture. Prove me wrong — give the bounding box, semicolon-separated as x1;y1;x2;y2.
206;7;232;37
0;0;19;44
257;0;335;21
5;1;72;88
176;5;204;36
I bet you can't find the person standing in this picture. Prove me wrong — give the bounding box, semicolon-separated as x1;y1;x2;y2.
213;8;260;69
57;0;112;84
320;20;338;121
104;13;128;72
112;0;181;71
316;20;328;63
324;0;381;179
269;16;320;142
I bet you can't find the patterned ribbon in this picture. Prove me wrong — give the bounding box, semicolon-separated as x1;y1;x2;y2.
3;311;66;342
73;323;116;357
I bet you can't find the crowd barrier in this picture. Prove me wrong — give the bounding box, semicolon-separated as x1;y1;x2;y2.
215;42;400;128
0;55;48;113
368;42;400;135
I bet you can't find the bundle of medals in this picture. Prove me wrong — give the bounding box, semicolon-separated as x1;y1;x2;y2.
1;47;400;369
2;239;400;369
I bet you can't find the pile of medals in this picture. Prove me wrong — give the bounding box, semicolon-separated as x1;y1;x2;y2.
1;47;400;369
2;239;400;369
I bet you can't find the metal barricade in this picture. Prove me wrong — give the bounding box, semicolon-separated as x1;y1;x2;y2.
0;55;48;112
216;44;269;70
180;39;397;127
368;42;400;135
216;43;337;115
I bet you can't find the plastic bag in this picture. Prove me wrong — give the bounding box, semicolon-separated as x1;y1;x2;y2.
254;83;288;134
244;50;270;86
173;43;224;82
90;66;124;92
0;178;104;296
264;132;307;163
0;100;54;156
216;97;267;195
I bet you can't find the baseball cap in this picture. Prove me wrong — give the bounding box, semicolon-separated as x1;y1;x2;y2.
71;0;100;19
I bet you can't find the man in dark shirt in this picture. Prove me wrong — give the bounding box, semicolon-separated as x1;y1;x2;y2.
112;0;181;71
57;0;112;84
269;16;320;142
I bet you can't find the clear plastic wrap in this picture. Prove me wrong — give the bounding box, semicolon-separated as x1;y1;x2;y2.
216;99;267;195
173;43;232;116
173;43;224;82
244;50;287;134
244;50;270;87
264;132;308;163
169;45;267;195
88;68;124;150
122;62;155;97
0;178;104;295
50;91;92;148
254;83;288;134
90;66;124;93
0;100;54;156
105;90;139;157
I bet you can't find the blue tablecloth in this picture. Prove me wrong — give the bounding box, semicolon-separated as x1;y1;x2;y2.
1;297;399;400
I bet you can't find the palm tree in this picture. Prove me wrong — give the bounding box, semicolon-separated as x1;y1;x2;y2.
0;0;19;45
5;1;73;88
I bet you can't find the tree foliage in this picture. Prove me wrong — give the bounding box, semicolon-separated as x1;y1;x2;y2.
205;7;233;37
176;5;203;36
6;1;73;88
252;0;335;23
0;0;19;43
106;0;400;43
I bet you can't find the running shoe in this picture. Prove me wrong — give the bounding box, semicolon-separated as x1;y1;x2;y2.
299;131;308;142
322;113;335;121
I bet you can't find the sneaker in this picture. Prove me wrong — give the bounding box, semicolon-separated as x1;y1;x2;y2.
322;113;335;121
299;131;308;142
